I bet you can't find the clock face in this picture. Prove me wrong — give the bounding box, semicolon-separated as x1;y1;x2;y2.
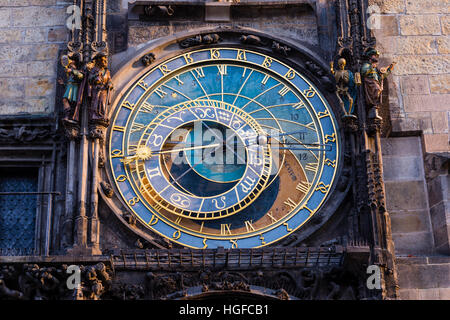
108;47;340;248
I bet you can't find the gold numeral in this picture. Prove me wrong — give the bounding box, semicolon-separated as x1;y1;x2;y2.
305;162;319;173
113;125;125;132
315;182;330;194
128;196;140;206
318;110;330;119
303;87;316;98
116;175;127;182
140;102;154;113
137;80;149;90
149;215;158;226
217;65;227;75
172;230;181;240
325;133;336;143
193;67;205;78
174;75;184;85
244;220;255;232
262;57;273;68
296;181;311;193
221;223;232;235
283;222;293;232
259;234;266;245
183;53;194;64
111;149;123;158
121;101;135;110
278;86;290;97
159;64;171;75
210;49;220;59
236;50;247;61
292;101;306;110
284;197;297;210
261;74;269;85
284;69;295;80
325;159;336;168
130;122;145;134
154;87;167;99
267;211;277;223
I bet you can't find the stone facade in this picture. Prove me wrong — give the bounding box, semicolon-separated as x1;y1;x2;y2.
0;0;67;115
370;0;450;153
0;0;448;301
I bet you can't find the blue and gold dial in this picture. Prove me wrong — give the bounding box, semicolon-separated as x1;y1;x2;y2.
108;48;340;248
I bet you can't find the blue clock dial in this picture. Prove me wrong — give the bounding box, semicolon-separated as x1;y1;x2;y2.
108;48;340;248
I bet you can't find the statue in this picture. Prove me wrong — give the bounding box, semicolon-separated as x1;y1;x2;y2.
330;57;358;116
360;47;396;119
59;53;84;123
87;52;113;124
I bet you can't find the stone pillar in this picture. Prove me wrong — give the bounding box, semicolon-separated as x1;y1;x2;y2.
61;122;80;249
88;120;108;255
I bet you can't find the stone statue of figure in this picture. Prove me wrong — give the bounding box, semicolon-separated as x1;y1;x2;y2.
59;53;84;123
360;47;396;118
87;52;113;123
330;58;358;116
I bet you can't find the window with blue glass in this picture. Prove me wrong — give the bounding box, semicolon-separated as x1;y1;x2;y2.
0;167;38;254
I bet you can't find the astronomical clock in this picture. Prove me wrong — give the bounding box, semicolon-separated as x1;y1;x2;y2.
106;46;342;249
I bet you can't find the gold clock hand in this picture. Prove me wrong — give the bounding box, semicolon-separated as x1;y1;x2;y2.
154;143;221;155
121;144;220;164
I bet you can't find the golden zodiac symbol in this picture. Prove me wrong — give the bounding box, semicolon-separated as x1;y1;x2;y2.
212;196;227;209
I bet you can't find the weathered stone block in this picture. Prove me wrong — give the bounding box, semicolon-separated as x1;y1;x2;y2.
383;156;423;181
24;28;47;43
0;29;22;43
439;288;450;299
393;55;450;75
396;36;437;55
11;6;65;27
27;60;56;77
437;36;450;54
400;75;430;95
399;15;442;35
385;180;428;211
418;288;440;300
0;61;27;76
405;112;434;134
0;8;11;28
368;0;405;14
25;78;55;97
378;15;399;36
398;289;419;300
0;78;24;99
390;210;432;233
424;134;450;152
431;112;449;134
442;16;450;34
48;27;67;42
429;74;450;93
403;94;450;112
381;137;422;156
433;224;450;252
406;0;450;14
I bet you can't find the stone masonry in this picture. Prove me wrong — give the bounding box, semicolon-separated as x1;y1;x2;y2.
370;0;450;153
0;0;67;115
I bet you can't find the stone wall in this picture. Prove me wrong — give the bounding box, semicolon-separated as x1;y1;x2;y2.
370;0;450;153
382;136;435;255
127;4;319;49
0;0;67;115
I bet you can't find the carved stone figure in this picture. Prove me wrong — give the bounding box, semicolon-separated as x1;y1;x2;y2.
87;52;113;124
330;58;358;116
360;48;396;119
59;53;84;123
